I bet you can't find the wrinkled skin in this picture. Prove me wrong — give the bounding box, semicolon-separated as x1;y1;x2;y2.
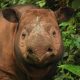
0;5;63;80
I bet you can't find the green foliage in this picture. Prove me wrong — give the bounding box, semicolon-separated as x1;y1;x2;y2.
0;0;45;8
54;72;74;80
55;16;80;79
59;64;80;77
36;0;45;7
57;5;80;79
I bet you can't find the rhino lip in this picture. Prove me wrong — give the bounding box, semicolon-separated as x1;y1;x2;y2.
23;52;56;68
25;59;55;69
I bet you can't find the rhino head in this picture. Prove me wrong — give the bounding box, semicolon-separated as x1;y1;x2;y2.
2;5;72;80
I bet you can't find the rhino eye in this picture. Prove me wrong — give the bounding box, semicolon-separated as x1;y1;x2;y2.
22;32;26;39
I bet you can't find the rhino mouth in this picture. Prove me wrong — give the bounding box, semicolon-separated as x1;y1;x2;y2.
24;52;59;69
25;59;56;69
14;44;59;69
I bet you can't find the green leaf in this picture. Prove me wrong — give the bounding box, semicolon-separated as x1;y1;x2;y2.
59;22;69;27
18;0;27;4
74;36;80;49
76;12;80;18
36;0;45;7
59;64;80;77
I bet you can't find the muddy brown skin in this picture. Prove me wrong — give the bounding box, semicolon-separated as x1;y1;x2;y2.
0;5;63;80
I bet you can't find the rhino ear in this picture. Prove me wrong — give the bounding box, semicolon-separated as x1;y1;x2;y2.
54;7;75;21
2;8;20;23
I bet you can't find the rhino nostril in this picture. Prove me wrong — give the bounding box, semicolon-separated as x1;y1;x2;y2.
47;47;53;52
27;48;33;54
52;31;56;35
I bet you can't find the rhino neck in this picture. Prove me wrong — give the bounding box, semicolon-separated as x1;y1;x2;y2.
15;60;56;80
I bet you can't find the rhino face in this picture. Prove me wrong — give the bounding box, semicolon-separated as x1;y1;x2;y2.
14;9;63;67
2;6;63;66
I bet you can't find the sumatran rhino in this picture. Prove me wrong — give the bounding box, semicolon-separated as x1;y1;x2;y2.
0;5;67;80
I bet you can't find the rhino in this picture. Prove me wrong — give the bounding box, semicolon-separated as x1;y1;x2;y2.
0;5;72;80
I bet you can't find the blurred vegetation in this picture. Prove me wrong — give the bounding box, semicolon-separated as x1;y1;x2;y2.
0;0;80;80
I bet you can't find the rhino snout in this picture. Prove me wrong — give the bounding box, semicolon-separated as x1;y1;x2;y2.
26;33;54;63
26;45;53;63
